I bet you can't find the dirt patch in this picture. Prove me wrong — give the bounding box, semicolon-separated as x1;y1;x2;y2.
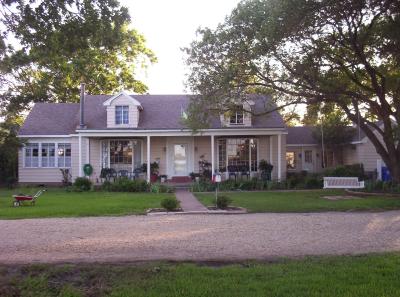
322;195;361;200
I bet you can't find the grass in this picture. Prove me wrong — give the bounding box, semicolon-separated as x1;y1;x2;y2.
0;253;400;296
196;189;400;212
0;187;173;219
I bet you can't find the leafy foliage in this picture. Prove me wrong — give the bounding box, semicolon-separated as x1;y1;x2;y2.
0;0;156;116
184;0;400;182
216;195;232;209
102;178;149;192
160;197;180;211
73;177;92;191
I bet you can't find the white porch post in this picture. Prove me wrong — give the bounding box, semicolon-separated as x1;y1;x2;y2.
278;134;282;181
211;134;215;179
78;134;83;177
147;135;151;182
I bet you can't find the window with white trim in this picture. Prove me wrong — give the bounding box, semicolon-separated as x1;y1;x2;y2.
41;143;56;167
229;110;244;125
57;143;71;168
24;143;39;167
115;105;129;124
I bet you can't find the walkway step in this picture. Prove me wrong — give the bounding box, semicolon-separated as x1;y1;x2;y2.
175;189;208;212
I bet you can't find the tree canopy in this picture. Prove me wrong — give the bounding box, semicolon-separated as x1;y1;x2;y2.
0;0;156;116
184;0;400;182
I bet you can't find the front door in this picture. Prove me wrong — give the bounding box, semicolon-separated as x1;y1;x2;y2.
173;144;188;175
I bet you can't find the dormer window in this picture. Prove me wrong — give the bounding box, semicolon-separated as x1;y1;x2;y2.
115;105;129;124
230;110;244;125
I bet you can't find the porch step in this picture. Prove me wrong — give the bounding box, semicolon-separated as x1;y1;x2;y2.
170;176;192;183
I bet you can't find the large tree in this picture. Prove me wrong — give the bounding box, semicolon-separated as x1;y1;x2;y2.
184;0;400;182
0;0;156;115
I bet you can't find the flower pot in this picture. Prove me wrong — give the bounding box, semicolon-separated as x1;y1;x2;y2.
161;177;166;183
150;174;158;183
195;176;200;182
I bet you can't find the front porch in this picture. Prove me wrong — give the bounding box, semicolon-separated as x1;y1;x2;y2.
79;133;286;184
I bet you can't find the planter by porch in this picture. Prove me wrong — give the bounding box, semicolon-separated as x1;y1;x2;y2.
150;174;158;183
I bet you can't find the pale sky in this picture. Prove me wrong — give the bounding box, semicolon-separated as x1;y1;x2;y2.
124;0;241;94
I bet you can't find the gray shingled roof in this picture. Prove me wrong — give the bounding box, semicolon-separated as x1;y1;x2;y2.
286;126;319;145
19;94;286;135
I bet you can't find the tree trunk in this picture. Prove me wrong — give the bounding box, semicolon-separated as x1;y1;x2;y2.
387;160;400;184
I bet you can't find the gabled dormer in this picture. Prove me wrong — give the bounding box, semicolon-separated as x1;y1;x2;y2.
220;100;254;127
103;91;143;128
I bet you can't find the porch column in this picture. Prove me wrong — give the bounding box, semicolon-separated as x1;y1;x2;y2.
277;134;282;181
211;134;215;178
78;134;83;177
147;135;151;182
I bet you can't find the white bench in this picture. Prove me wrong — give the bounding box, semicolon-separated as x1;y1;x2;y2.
323;177;365;189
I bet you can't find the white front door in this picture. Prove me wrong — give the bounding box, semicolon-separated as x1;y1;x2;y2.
173;144;188;175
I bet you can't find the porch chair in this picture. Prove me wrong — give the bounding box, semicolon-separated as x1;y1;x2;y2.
227;165;238;180
239;165;250;180
130;167;143;180
118;170;129;178
107;168;117;182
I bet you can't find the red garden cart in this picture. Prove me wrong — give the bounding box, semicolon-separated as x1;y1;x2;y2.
12;189;46;207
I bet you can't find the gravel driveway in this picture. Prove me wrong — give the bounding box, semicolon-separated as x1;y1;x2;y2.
1;211;400;264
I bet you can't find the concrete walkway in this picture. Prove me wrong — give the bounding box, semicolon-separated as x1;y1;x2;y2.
1;211;400;264
175;189;208;212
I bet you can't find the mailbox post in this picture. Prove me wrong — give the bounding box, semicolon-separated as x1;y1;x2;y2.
213;173;222;205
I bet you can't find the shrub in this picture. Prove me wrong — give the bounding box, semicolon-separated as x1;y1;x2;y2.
216;195;232;209
324;164;365;179
73;177;92;191
150;183;174;193
190;180;216;192
304;176;323;189
161;197;180;211
102;178;149;192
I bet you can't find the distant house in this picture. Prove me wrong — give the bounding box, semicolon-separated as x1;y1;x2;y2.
286;126;385;177
17;92;287;184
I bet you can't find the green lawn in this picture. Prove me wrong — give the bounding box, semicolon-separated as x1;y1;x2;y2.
1;253;400;296
196;189;400;212
0;188;172;219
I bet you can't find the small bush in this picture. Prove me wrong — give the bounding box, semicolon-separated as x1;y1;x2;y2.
161;197;180;211
73;177;92;191
216;195;232;209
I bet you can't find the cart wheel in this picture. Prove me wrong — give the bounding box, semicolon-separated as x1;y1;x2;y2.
13;201;20;207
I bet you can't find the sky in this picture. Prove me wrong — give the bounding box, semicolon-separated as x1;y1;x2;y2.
124;0;241;94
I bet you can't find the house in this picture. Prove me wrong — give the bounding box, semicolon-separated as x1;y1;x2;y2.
286;126;385;178
17;91;288;185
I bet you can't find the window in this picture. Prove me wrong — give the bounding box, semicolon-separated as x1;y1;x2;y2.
229;107;244;125
115;106;129;124
218;138;258;171
58;143;71;168
218;139;227;171
41;143;55;167
24;143;39;167
304;150;313;163
110;140;132;164
286;152;296;170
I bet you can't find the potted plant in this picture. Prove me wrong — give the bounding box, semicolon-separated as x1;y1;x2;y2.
259;159;273;181
142;162;160;182
159;174;168;183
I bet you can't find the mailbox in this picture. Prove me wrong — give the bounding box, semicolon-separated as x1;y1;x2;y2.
214;173;222;183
